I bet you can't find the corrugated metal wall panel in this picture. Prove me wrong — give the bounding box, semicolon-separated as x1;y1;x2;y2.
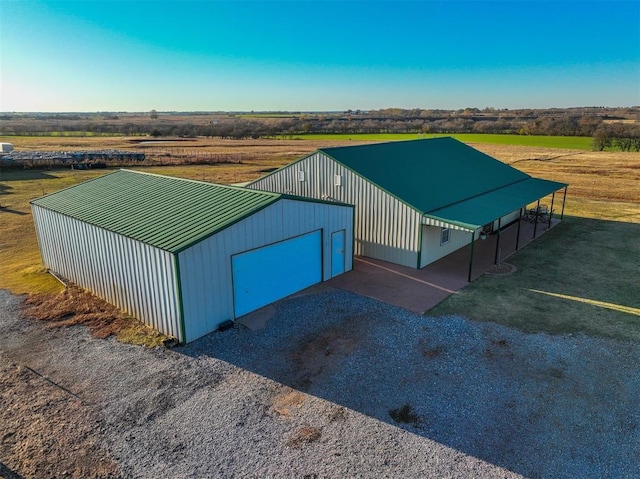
31;205;183;341
178;198;354;343
250;153;421;268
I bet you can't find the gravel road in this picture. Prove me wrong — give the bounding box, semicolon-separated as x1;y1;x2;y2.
1;287;639;478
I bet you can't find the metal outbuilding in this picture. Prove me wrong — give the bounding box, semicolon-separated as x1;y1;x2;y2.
31;169;354;343
248;137;567;273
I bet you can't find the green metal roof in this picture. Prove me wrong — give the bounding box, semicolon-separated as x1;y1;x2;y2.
319;137;567;230
320;137;531;214
31;169;283;253
426;177;567;230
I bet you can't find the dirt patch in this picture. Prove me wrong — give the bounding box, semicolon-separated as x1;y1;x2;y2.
389;404;422;428
0;362;120;479
484;262;517;276
484;337;515;361
327;406;348;423
272;389;306;417
420;339;445;358
286;314;366;391
286;426;322;448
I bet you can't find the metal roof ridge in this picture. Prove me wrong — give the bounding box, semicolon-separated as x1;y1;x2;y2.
318;136;452;154
118;168;283;198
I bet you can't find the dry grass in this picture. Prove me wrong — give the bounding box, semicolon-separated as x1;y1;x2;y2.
22;284;169;347
2;135;362;163
471;144;640;222
0;169;105;295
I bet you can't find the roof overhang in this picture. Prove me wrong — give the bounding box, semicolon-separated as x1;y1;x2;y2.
422;216;476;232
422;177;567;232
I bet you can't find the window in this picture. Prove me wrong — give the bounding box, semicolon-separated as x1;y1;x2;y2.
440;227;450;245
334;174;342;187
298;170;305;182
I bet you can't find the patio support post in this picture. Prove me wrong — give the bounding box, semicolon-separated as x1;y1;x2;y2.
560;186;567;220
533;199;540;239
494;217;502;264
548;192;555;229
468;231;475;282
515;208;522;251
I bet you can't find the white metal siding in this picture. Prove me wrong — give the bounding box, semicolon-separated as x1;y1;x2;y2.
420;225;477;268
31;205;183;341
249;153;422;268
178;198;353;343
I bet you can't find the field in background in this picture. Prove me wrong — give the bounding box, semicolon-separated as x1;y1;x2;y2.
293;133;593;150
1;136;638;342
3;132;593;152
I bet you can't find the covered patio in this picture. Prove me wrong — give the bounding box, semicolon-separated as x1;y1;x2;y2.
328;215;562;314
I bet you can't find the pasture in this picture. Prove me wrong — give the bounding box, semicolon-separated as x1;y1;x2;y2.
1;136;638;343
293;133;594;150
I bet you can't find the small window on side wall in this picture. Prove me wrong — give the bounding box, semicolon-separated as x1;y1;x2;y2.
440;227;450;245
298;170;305;182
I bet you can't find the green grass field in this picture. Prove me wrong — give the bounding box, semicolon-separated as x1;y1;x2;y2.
292;133;593;150
430;217;640;342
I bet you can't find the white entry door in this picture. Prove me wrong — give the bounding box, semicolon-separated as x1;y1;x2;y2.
232;230;322;317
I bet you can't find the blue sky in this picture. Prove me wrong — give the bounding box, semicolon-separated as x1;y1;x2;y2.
1;0;638;112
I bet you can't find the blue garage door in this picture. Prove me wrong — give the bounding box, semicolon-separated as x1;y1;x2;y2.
232;230;322;317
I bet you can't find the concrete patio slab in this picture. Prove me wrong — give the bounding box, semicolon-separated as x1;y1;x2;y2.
329;218;560;314
237;218;561;328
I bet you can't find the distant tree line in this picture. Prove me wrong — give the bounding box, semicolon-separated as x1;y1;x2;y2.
592;123;640;151
1;107;639;150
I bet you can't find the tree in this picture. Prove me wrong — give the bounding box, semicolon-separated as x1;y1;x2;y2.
149;110;159;120
592;126;612;151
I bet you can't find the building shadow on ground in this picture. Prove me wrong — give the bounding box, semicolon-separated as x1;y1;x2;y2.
0;461;26;479
177;215;639;478
0;169;58;182
179;296;638;477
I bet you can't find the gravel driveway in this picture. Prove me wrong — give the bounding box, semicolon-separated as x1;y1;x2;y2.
1;288;639;478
